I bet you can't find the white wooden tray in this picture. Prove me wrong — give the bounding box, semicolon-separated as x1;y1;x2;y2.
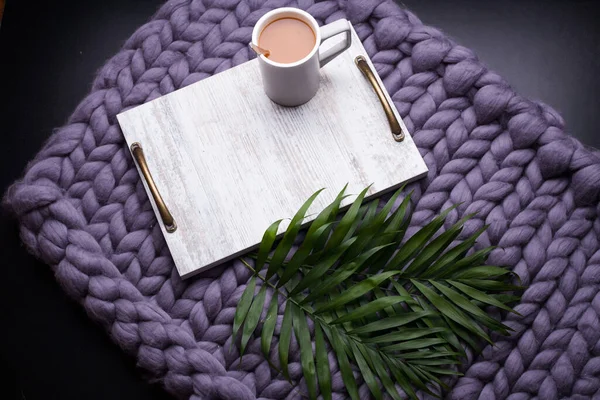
117;26;428;278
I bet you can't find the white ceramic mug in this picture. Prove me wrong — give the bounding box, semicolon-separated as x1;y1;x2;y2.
252;8;352;107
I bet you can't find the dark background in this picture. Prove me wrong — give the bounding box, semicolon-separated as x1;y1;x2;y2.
0;1;598;399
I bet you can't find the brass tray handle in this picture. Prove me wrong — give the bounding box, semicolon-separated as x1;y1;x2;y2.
130;142;177;233
355;55;405;142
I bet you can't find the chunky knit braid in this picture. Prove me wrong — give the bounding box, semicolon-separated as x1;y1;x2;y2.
4;0;600;398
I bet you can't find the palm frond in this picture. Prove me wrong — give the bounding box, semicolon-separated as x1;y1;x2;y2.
233;185;521;400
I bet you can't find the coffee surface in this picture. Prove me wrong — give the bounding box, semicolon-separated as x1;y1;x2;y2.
259;17;316;63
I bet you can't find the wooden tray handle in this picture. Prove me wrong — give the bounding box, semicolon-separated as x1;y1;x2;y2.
355;55;405;142
130;142;177;233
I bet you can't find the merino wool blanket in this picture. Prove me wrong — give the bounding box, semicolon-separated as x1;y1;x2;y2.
5;0;600;398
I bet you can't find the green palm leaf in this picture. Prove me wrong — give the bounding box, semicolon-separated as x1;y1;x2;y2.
362;327;448;344
411;279;492;343
261;293;279;356
300;245;392;304
291;302;317;399
279;304;293;379
330;296;412;324
240;285;267;354
326;324;360;399
325;186;371;251
368;349;403;400
266;189;324;279
233;185;521;400
314;322;332;400
350;340;383;400
232;275;256;344
403;213;473;275
289;237;357;295
384;205;457;272
255;220;284;272
314;271;398;314
349;310;437;335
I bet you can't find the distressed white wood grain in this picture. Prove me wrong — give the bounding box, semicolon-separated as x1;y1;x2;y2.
117;26;428;278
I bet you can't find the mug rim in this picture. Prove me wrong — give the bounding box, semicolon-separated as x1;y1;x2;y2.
251;7;321;68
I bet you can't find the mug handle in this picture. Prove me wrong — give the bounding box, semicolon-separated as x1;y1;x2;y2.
318;19;352;68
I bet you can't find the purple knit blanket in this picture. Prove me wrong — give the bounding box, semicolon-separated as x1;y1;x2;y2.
5;0;600;398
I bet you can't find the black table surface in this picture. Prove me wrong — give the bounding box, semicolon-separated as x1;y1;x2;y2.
1;1;598;399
